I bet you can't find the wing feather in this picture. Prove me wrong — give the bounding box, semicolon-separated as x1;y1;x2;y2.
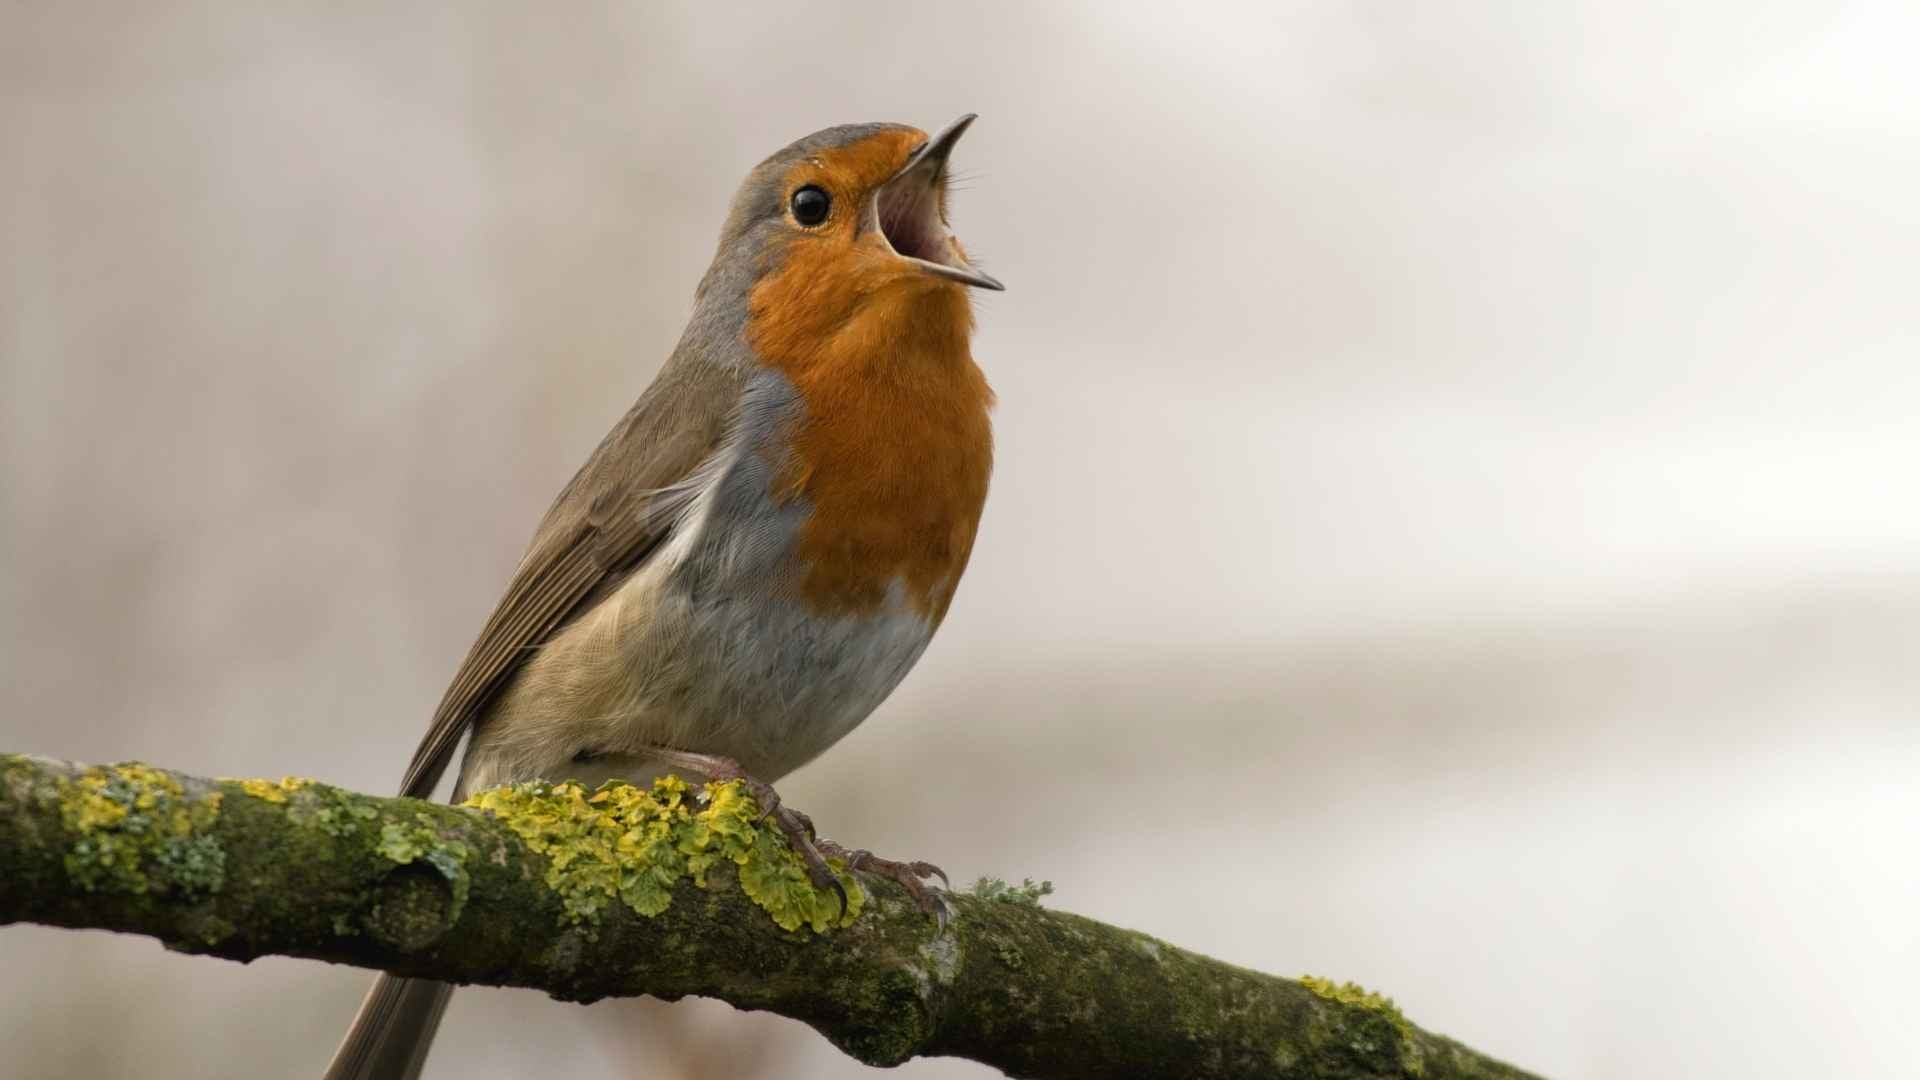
395;356;743;799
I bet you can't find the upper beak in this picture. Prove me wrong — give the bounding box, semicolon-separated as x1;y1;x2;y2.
871;113;1005;291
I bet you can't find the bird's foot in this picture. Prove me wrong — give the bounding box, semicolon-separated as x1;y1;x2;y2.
647;749;847;913
647;748;946;923
815;838;950;925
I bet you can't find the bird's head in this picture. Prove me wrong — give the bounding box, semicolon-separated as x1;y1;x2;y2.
696;116;1000;368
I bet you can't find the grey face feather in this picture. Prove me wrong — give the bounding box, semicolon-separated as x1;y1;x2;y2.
698;122;921;302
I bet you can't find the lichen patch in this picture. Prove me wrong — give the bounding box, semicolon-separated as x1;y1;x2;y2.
228;775;313;804
375;815;474;925
1300;974;1424;1076
968;876;1053;906
464;776;863;934
918;932;961;985
57;763;225;896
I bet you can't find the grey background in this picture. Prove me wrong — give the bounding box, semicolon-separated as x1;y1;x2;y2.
4;3;1916;1078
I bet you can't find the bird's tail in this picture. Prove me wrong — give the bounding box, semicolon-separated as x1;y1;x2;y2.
322;974;454;1080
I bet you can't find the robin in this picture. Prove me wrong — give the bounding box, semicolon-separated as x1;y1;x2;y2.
323;115;1001;1079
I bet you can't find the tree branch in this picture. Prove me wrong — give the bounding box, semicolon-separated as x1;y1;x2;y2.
0;753;1539;1079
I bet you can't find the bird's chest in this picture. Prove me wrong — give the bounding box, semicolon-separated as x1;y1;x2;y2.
636;365;987;771
759;360;994;625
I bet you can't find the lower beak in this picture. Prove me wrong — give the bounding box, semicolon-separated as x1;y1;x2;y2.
872;114;1005;291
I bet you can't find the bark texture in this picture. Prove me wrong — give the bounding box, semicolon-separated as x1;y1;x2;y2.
0;753;1541;1080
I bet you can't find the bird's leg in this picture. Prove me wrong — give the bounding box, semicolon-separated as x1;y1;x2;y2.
645;749;846;914
646;748;946;921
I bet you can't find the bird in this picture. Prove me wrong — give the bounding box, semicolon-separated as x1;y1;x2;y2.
323;115;1002;1080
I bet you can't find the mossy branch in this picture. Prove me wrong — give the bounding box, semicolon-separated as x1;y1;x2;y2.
0;753;1540;1080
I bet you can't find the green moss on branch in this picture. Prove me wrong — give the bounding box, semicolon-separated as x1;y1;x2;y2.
0;753;1541;1080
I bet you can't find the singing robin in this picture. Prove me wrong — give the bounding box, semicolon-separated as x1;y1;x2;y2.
323;115;1001;1079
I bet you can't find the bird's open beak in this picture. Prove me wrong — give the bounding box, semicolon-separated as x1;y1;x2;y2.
871;114;1004;291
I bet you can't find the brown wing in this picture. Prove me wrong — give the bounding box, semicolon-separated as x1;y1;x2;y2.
396;357;743;799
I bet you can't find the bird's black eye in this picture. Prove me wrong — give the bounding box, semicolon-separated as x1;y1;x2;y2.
790;185;830;227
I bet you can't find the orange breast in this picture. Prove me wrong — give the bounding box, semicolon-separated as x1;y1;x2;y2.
746;250;993;624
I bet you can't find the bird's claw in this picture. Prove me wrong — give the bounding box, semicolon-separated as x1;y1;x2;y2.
819;839;949;925
763;802;849;917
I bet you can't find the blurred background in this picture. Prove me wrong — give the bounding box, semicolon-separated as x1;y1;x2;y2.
4;2;1917;1078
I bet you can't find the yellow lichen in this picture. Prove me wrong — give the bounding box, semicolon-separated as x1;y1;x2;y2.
229;776;313;804
1301;975;1400;1015
1300;975;1422;1075
65;772;133;831
58;763;225;895
464;775;862;933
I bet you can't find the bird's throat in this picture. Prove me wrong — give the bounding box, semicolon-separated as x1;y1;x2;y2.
747;257;993;623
